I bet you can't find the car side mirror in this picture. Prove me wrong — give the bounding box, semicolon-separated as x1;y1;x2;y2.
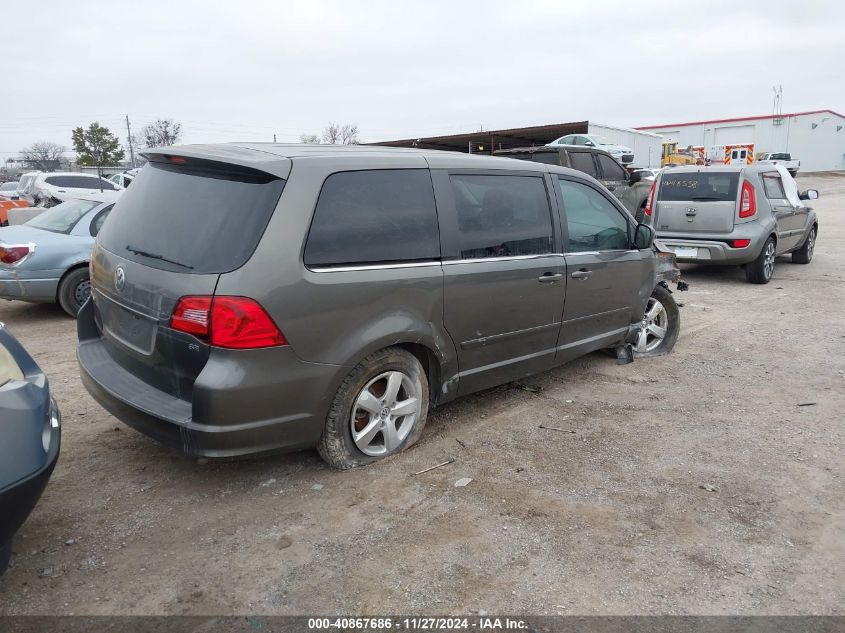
584;141;595;147
799;189;818;201
629;171;642;185
633;223;655;250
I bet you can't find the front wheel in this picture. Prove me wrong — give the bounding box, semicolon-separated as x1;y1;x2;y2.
633;284;680;358
318;347;429;469
791;226;816;264
745;237;776;284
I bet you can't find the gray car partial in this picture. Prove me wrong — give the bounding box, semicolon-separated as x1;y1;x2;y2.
77;144;671;468
646;165;818;283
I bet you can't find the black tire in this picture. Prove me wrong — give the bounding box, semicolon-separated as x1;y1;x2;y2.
633;284;680;358
745;237;776;284
792;225;816;264
0;539;11;576
57;267;91;317
318;347;429;469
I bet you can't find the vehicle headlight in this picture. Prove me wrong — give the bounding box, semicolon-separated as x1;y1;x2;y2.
0;341;24;386
42;397;60;453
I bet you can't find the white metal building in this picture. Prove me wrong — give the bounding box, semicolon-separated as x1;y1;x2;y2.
636;109;845;172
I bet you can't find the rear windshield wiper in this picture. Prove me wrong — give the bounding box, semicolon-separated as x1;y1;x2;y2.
125;245;194;270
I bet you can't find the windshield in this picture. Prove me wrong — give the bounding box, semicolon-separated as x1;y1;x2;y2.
659;172;740;202
26;199;99;234
97;161;285;274
592;136;611;145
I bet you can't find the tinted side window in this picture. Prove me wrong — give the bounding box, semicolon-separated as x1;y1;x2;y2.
567;152;598;177
762;174;786;200
558;179;630;252
90;205;113;236
597;154;627;181
304;169;439;267
529;152;563;166
449;174;553;259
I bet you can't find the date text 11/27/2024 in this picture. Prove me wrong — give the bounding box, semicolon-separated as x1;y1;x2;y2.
307;617;529;630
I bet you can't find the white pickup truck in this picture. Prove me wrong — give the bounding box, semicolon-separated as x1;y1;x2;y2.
758;152;800;177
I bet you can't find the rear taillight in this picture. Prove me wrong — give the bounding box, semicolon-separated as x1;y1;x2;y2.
644;180;656;217
739;180;756;218
0;244;31;265
731;239;751;248
170;296;287;349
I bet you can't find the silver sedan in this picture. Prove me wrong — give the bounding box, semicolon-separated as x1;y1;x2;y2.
0;192;119;316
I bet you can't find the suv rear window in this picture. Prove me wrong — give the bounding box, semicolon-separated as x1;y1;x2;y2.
304;169;440;267
45;175;116;190
659;172;740;202
97;162;285;274
567;152;597;177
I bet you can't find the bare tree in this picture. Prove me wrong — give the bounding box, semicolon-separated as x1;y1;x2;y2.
321;123;342;145
140;118;182;147
299;133;320;144
340;124;360;145
20;141;66;171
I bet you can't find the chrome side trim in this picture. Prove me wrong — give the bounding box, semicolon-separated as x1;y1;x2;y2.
308;261;442;273
443;254;563;265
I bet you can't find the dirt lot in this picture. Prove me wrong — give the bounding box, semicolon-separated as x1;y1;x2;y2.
1;175;843;616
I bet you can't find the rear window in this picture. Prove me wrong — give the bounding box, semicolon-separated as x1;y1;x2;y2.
97;162;285;274
526;152;562;166
659;172;740;202
26;199;99;234
304;169;440;267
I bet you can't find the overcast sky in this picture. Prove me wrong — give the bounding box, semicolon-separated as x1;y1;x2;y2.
2;0;843;157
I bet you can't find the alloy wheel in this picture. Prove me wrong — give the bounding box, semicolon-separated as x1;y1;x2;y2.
763;241;776;280
350;370;421;456
636;296;669;353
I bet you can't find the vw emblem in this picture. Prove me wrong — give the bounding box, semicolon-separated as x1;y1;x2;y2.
685;207;697;216
114;266;126;292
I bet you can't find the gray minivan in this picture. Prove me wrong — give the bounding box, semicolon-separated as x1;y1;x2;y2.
78;145;675;468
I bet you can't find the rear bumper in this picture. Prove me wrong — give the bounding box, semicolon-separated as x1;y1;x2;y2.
77;300;345;458
655;232;765;265
0;268;61;303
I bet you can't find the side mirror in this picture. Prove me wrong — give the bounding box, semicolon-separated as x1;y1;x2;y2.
633;223;655;250
584;141;595;147
629;171;643;185
799;189;819;201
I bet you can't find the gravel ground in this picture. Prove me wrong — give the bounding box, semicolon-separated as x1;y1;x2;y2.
0;175;842;615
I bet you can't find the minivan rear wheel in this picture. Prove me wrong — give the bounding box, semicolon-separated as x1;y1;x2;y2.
57;267;91;317
318;347;429;469
745;237;776;284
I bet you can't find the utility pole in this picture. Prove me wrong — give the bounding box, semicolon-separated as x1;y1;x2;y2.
125;115;136;168
273;134;277;143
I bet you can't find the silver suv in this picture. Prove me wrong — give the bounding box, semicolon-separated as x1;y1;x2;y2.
77;144;676;468
645;165;818;283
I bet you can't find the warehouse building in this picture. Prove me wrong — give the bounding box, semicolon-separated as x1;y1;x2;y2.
636;109;845;172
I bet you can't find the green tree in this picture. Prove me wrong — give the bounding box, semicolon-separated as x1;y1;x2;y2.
71;122;125;167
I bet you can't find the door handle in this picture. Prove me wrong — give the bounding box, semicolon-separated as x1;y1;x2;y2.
570;269;592;280
538;272;563;283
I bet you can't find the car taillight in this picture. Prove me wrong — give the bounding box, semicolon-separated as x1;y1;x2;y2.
644;180;656;217
739;180;756;218
170;296;287;349
732;239;751;248
0;244;31;265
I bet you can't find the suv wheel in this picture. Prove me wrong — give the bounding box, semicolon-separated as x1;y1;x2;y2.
745;237;776;284
633;284;680;358
318;347;429;469
791;226;816;264
57;267;91;317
